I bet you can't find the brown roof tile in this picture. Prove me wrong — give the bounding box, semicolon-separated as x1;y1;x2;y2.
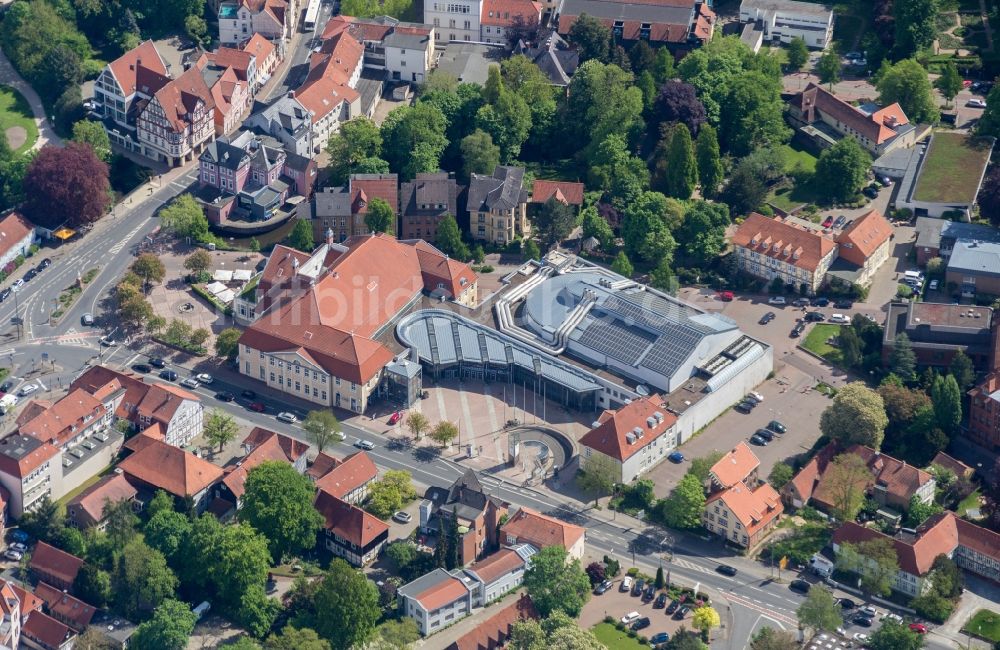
306;451;342;480
710;442;761;489
10;582;43;614
314;451;376;499
34;582;95;630
579;395;676;462
314;489;388;546
0;435;61;479
467;548;526;584
732;213;837;273
481;0;542;26
930;451;973;478
117;437;224;498
150;66;215;134
30;542;83;587
0;212;34;261
17;390;106;447
531;180;585;206
792;83;909;146
108;40;167;96
706;482;783;536
446;594;539;650
500;507;585;551
832;517;958;577
22;610;72;650
836;210;893;266
66;474;137;528
415;574;470;610
222;429;309;499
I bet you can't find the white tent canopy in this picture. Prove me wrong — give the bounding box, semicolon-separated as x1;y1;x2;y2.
213;269;234;282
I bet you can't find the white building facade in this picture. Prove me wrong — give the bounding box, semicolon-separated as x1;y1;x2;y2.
739;0;834;49
424;0;483;42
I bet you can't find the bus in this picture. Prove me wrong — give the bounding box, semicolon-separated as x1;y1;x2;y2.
303;0;321;31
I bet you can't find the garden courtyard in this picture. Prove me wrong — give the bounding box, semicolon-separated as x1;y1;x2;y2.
0;84;38;154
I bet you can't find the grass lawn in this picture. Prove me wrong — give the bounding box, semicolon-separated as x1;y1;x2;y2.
777;144;818;174
913;132;994;203
524;158;582;182
801;324;844;365
965;609;1000;643
768;179;827;213
591;623;650;650
0;85;38;155
56;465;113;506
958;489;982;516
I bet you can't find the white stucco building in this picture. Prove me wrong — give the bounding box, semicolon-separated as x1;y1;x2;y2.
739;0;833;49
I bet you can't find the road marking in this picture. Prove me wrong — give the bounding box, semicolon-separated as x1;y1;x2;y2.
108;222;147;255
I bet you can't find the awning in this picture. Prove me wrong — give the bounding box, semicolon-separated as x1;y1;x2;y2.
215;288;236;304
205;281;228;295
232;269;253;281
53;228;75;240
213;269;234;282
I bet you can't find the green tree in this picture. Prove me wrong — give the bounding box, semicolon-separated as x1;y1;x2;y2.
658;473;705;529
144;510;191;565
611;250;634;277
650;258;675;294
204;409;239;452
658;123;698;199
868;621;923;650
786;38;809;71
131;253;165;291
430;420;458;447
112;538;178;619
377;618;421;649
131;599;197;650
751;627;798;650
365;470;417;519
363;197;395;235
721;159;768;216
894;0;938;58
847;538;900;597
288;220;315;252
620;190;680;264
838;325;863;368
949;350;975;390
768;463;794;489
692;606;721;638
73;563;112;608
587;134;649;207
71;119;111;162
567;13;610;63
689;451;725;482
676;201;729;264
522;545;591;617
264;626;332;650
820;381;889;448
146;490;176;521
977;83;1000;137
214;327;242;359
580;206;613;251
385;540;418;571
159;194;210;242
476;69;531;162
298;559;380;648
381;102;448;180
695;124;723;198
935;61;963;106
183;249;212;275
816;49;841;88
303;410;340;453
651;46;675;84
797;586;842;633
18;497;65;543
249;237;261;253
889;333;918;383
931;373;962;433
404;411;429;439
533;197;576;249
655;566;665;589
905;494;943;528
241;461;325;562
435;214;470;260
567;62;644;164
326;118;384;185
523;239;541;261
825;453;873;522
815;137;871;202
718;71;790;156
460;129;500;179
877;59;939;124
577;454;618;505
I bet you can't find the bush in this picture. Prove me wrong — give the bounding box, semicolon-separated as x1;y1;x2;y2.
897;284;914;299
626;567;639;577
763;522;831;565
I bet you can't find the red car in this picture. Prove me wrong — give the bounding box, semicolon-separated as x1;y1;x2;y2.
388;411;402;425
248;402;266;413
909;623;927;634
822;216;834;228
718;291;734;302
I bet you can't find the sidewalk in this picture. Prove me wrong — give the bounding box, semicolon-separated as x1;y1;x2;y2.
0;43;61;150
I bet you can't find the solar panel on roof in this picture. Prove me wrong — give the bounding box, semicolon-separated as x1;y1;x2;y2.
640;331;702;376
577;319;655;365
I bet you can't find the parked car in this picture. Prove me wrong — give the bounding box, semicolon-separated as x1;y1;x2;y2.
215;391;235;402
159;370;177;381
594;580;613;595
863;185;879;199
355;439;375;450
968;98;987;108
718;291;734;302
248;402;266;413
132;364;151;374
790;579;811;594
804;311;826;322
654;592;668;608
716;564;738;577
11;279;23;291
735;401;754;414
929;279;939;291
834;215;847;228
99;336;116;347
768;296;786;305
877;176;892;187
755;428;774;441
195;373;214;384
793;297;810;307
839;598;857;610
672;606;690;620
834;299;854;309
3;550;21;561
790;322;806;338
241;389;257;399
853;615;873;627
759;311;776;325
276;412;298;424
392;511;412;524
621;611;641;625
150;358;166;368
747;391;764;403
811;297;830;307
388;411;402;425
23;269;36;282
620;577;633;593
853;633;869;643
822;216;834;228
668;451;685;463
767;420;787;434
81;313;95;326
860;606;878;618
0;289;10;303
0;381;13;393
650;632;670;645
632;617;651;631
749;434;768;446
18;384;37;396
829;313;850;324
180;378;200;389
631;578;644;596
665;599;680;615
642;584;656;602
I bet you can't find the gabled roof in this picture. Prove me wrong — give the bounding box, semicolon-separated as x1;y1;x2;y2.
556;0;697;43
149;66;216;133
0;212;35;260
314;451;377;499
66;474;137;528
706;481;783;536
222;428;310;499
398;568;471;611
11;583;43;614
22;610;72;650
732;213;837;273
500;507;585;551
34;582;95;630
836;209;893;267
810;444;933;510
243;33;277;63
531;180;585;206
790;83;910;145
579;395;676;462
480;0;542;26
314;489;389;546
709;441;760;489
306;451;342;481
832;518;956;577
465;546;531;584
929;451;973;478
107;40;168;96
400;172;460;217
350;174;399;218
406;239;477;297
446;594;539;650
17;389;106;447
117;437;224;498
135;383;200;426
30;542;84;587
468;166;527;213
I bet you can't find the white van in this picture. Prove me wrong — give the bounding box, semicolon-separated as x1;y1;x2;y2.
903;270;924;286
0;394;18;415
193;601;211;620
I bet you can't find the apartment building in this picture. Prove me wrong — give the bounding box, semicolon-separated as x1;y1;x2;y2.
556;0;715;48
0;582;19;650
702;442;783;549
968;373;1000;451
219;0;298;45
313;451;378;504
739;0;833;49
424;0;483;42
499;507;585;560
324;15;437;83
882;302;994;371
29;543;83;592
467;166;530;245
314;174;399;242
0;436;62;517
398;568;474;635
832;210;894;287
399;172;461;241
314;489;389;566
479;0;542;44
732;213;838;293
579;395;679;484
0;213;36;271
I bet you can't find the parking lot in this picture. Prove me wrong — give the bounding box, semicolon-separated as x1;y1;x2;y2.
577;576;700;642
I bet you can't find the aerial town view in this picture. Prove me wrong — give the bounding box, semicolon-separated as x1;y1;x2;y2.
0;0;999;648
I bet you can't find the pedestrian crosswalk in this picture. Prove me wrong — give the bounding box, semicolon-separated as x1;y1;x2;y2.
51;328;100;348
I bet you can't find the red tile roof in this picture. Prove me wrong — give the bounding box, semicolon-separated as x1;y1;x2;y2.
407;240;477;298
709;442;760;489
207;47;254;78
222;429;309;499
0;212;34;261
10;583;43;614
836;210;893;267
17;389;106;447
832;519;953;577
809;444;933;511
117;437;224;498
34;582;95;630
351;175;399;219
239;233;476;383
314;489;388;547
791;83;910;146
415;574;470;610
481;0;542;26
706;482;783;536
531;180;584;206
732;213;837;273
22;610;72;650
0;435;61;479
243;33;277;64
314;451;377;499
579;395;676;462
306;452;342;480
66;474;137;528
500;507;585;551
30;542;84;587
467;548;526;584
446;594;539;650
930;451;973;478
108;40;167;96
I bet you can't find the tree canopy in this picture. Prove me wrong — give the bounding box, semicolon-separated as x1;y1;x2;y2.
522;545;591;617
22;143;109;229
819;382;888;448
241;461;325;563
876;59;939;124
815;137;871;202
